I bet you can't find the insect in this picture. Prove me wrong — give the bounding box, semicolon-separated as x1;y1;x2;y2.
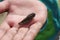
18;13;35;25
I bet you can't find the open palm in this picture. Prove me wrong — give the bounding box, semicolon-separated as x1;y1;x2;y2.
0;0;47;40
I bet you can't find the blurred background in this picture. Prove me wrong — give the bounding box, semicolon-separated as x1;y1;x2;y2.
0;0;60;40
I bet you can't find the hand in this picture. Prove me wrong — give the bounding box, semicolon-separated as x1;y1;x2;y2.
0;0;47;40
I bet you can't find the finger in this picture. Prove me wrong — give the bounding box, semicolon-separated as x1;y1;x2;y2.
13;27;28;40
1;27;18;40
0;0;10;13
1;15;26;40
23;22;42;40
0;21;10;39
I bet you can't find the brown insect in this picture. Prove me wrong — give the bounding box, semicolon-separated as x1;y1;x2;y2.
18;13;35;25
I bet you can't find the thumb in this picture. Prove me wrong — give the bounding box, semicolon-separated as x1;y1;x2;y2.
0;0;10;13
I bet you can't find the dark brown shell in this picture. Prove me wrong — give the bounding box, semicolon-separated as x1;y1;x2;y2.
18;13;35;25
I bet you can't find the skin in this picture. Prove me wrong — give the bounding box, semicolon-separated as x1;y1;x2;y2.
0;0;47;40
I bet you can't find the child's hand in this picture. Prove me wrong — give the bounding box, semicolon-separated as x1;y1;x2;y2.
0;0;47;40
